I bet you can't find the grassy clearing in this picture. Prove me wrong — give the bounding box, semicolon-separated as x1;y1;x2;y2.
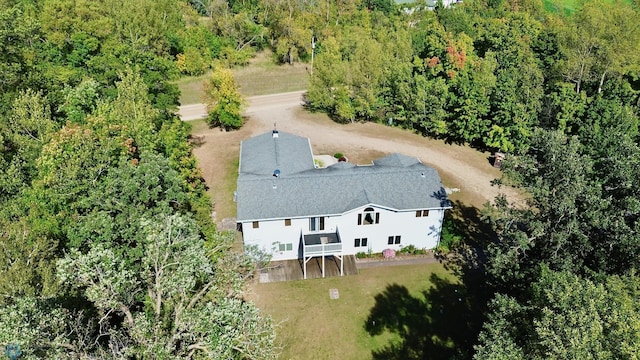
544;0;633;14
219;155;240;219
186;117;209;133
248;263;464;360
176;50;309;105
232;51;309;97
543;0;581;13
176;73;209;105
188;118;243;221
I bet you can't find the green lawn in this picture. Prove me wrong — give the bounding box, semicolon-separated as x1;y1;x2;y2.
232;52;309;97
175;73;209;105
544;0;634;14
249;263;476;360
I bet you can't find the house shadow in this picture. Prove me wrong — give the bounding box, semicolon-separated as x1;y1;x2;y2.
364;201;497;359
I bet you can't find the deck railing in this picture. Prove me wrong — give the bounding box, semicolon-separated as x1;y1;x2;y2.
304;243;343;256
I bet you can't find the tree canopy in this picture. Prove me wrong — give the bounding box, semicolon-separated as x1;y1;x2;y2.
0;1;275;358
3;0;640;358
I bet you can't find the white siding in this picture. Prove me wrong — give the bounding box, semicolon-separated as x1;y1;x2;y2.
335;205;445;255
240;204;446;261
241;217;306;261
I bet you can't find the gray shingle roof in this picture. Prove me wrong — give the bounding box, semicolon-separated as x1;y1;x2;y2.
237;131;450;221
239;131;315;176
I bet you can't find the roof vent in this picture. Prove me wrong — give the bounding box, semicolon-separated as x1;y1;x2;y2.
272;182;277;189
273;169;280;178
420;172;425;178
272;129;279;138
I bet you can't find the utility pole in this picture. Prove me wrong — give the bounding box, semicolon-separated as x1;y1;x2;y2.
311;35;315;76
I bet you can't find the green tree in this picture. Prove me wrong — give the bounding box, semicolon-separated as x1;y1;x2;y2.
484;129;595;288
362;0;396;15
0;197;61;300
486;117;640;287
0;7;41;110
204;66;245;130
0;297;78;359
475;269;640;359
57;214;276;359
258;0;313;64
59;79;100;124
557;0;640;95
0;89;57;201
306;36;346;115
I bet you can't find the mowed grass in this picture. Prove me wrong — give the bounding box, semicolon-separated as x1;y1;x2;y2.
248;263;459;360
176;73;209;105
176;50;309;105
233;51;309;97
544;0;634;14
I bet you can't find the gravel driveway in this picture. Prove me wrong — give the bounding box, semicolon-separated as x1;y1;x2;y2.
187;91;520;222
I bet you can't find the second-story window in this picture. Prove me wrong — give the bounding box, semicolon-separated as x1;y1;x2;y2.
358;207;379;225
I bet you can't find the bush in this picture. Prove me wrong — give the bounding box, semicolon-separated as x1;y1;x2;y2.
333;152;344;159
437;216;462;252
356;252;368;259
382;248;396;259
399;244;427;255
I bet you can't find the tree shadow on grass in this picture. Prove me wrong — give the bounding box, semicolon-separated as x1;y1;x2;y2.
364;201;497;359
365;274;484;360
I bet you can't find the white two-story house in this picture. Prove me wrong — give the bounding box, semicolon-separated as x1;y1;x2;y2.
236;130;451;278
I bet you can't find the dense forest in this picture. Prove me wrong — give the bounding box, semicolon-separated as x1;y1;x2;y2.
2;0;640;358
0;0;275;358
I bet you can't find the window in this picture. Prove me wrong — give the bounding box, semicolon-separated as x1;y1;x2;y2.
354;238;368;247
388;235;401;245
310;217;325;231
284;219;291;226
278;243;293;252
358;207;380;225
416;210;430;217
252;221;259;228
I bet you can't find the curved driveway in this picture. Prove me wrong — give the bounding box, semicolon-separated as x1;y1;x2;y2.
181;91;519;208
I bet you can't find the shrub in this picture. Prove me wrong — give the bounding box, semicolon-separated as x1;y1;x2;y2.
356;252;368;259
382;248;396;259
437;216;462;252
333;152;344;159
399;244;427;255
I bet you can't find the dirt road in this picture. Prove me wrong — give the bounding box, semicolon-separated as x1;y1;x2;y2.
187;91;518;219
177;91;306;122
179;103;208;121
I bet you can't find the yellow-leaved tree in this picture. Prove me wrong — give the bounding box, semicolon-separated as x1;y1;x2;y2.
204;66;246;130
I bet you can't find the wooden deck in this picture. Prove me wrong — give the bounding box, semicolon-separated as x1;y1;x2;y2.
258;255;358;283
